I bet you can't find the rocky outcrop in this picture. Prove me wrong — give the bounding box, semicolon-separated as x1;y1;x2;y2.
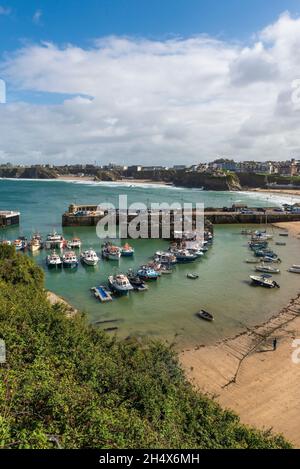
0;166;58;179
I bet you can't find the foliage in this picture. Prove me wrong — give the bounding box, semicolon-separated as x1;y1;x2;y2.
0;247;291;449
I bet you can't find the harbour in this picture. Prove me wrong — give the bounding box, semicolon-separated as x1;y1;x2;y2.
1;179;300;350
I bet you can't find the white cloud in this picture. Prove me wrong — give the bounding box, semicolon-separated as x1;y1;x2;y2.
1;12;300;165
32;9;42;25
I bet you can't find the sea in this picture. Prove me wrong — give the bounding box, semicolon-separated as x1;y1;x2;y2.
1;178;300;350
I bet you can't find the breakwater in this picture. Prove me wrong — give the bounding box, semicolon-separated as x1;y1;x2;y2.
62;204;300;237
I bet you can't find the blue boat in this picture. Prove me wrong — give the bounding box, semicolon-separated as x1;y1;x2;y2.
121;243;135;257
137;266;160;281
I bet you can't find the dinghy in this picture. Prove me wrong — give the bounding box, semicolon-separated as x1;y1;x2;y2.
187;273;199;279
196;310;214;322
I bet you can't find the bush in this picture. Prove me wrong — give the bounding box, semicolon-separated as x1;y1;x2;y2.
0;247;291;449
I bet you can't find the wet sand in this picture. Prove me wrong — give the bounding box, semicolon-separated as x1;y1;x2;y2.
253;188;300;198
180;222;300;447
47;291;78;318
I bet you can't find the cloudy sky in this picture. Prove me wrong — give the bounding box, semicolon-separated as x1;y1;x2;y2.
1;1;300;165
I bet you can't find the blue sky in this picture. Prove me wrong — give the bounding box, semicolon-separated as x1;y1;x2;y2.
1;0;300;52
1;1;300;164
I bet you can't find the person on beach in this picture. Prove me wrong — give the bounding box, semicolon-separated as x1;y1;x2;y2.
273;338;277;351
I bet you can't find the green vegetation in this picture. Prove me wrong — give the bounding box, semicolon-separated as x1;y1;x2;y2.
0;246;291;449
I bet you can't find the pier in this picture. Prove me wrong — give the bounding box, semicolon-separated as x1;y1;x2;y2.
62;204;300;237
0;211;20;228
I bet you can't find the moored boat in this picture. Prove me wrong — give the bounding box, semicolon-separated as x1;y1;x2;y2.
14;237;27;251
288;266;300;274
154;251;177;265
46;251;62;269
67;238;82;249
62;251;79;268
250;275;280;288
255;264;280;274
174;249;197;263
137;266;160;281
127;271;148;291
102;243;121;261
81;249;99;266
45;231;65;249
121;243;134;257
187;273;199;279
196;310;214;322
29;233;42;252
108;274;134;295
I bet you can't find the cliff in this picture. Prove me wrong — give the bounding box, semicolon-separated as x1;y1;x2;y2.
0;166;58;179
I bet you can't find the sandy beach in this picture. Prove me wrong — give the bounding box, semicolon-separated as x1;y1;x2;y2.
180;222;300;447
47;291;78;318
252;188;300;198
57;174;169;185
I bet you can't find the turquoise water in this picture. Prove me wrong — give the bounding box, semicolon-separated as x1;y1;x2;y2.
1;179;300;349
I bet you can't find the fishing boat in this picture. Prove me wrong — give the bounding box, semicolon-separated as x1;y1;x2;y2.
67;238;82;249
154;251;177;265
196;310;214;322
46;251;62;269
108;274;134;295
188;248;204;258
0;240;11;246
45;231;65;249
29;233;42;252
263;256;281;264
80;249;99;266
255;264;280;274
254;250;278;259
91;286;113;302
127;271;148;291
174;249;197;263
137;266;160;281
121;243;134;257
13;239;24;251
187;273;199;279
62;251;79;269
160;265;173;274
102;243;121;261
250;275;280;288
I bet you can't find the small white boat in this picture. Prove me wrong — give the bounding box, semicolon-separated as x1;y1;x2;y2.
62;251;79;269
250;275;280;289
102;243;121;261
288;267;300;274
45;231;65;249
255;264;280;274
174;249;197;263
108;274;134;295
46;251;62;268
154;251;177;265
187;273;199;279
81;249;99;266
67;238;82;249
